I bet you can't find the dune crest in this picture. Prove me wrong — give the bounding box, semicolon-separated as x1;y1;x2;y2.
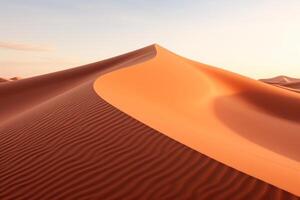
95;44;300;196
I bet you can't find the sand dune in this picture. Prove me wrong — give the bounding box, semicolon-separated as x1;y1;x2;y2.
1;44;299;199
0;77;22;83
0;77;9;82
261;76;300;93
260;76;300;85
9;76;22;81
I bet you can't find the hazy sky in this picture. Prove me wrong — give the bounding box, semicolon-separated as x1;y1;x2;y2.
1;0;300;78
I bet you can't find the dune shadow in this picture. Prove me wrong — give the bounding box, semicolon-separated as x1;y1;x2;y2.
213;89;300;162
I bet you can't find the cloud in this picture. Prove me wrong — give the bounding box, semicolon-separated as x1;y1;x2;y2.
0;41;54;52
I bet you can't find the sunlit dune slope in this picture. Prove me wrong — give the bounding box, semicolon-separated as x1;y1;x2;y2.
95;44;300;196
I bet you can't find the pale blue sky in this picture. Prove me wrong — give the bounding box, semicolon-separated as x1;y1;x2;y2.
1;0;300;78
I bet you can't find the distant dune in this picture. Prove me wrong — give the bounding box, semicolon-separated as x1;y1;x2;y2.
260;76;300;93
260;75;300;85
0;77;9;82
0;76;22;83
9;76;22;81
0;45;299;199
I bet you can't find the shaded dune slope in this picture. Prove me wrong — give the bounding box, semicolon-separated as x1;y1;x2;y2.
0;82;297;200
273;85;300;93
1;44;299;199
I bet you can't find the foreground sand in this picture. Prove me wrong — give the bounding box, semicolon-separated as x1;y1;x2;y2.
1;45;299;199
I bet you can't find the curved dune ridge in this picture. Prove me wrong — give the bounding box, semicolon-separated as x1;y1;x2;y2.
95;45;300;196
0;44;299;199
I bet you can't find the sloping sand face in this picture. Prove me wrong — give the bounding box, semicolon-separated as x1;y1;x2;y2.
95;45;300;196
272;85;300;93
